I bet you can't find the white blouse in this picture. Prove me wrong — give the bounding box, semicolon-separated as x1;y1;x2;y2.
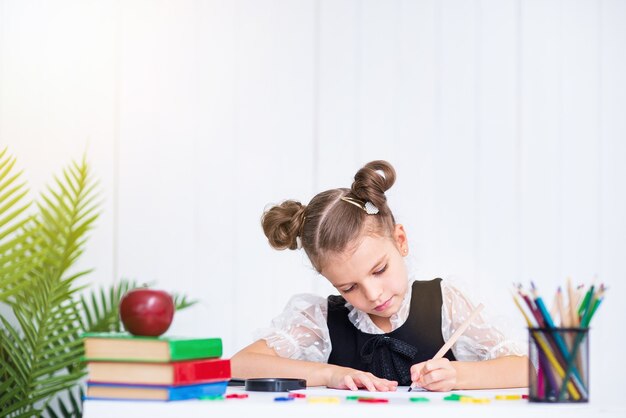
255;277;525;363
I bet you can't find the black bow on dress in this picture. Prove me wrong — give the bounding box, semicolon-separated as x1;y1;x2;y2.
359;335;418;385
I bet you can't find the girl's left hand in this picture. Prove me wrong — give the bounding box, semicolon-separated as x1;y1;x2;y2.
410;358;457;392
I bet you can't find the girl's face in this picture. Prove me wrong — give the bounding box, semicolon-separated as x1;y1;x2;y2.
321;224;409;325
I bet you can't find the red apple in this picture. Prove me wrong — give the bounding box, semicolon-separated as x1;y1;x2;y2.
119;288;175;337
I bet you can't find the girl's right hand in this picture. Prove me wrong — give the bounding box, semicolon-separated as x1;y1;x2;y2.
327;366;398;392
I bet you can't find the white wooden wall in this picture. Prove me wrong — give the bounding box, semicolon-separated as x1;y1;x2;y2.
1;0;625;400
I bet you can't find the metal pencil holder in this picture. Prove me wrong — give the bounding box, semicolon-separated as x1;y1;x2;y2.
528;327;589;403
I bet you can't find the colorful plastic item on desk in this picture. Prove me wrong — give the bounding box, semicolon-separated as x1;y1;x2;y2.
200;394;224;401
274;396;295;402
409;397;430;402
443;394;464;401
467;398;491;404
307;396;341;404
289;393;306;398
226;393;249;399
357;397;389;403
495;394;523;400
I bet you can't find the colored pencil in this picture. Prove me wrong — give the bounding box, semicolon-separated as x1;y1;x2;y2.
556;287;569;327
567;278;579;327
517;286;545;328
550;291;560;324
585;284;605;327
578;284;594;318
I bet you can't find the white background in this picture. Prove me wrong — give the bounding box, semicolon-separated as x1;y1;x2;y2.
1;0;624;402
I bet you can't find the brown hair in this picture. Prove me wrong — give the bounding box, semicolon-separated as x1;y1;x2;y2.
261;160;397;272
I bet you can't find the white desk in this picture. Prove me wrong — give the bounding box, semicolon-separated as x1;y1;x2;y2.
82;386;626;418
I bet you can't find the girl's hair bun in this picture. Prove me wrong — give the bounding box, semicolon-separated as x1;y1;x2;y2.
261;200;306;250
350;160;396;210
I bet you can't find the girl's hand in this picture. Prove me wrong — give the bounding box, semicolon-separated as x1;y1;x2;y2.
410;358;457;391
327;366;398;392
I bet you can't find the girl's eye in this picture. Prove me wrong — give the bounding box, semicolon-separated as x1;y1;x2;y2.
373;264;387;276
342;285;355;293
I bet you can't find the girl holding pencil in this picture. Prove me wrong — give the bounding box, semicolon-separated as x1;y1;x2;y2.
232;160;528;392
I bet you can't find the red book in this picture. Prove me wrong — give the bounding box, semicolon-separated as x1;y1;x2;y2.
88;358;231;386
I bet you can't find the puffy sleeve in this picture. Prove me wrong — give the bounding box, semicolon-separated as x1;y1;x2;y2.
254;293;332;363
441;281;526;361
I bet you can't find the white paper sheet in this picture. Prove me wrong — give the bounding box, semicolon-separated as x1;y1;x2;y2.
290;386;447;400
290;386;527;400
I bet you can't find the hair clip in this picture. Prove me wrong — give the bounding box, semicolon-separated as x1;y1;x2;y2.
340;196;379;215
364;201;379;215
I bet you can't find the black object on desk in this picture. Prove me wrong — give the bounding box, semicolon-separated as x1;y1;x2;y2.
244;378;307;392
228;378;246;386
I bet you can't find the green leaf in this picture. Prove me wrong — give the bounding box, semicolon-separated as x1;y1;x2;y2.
173;292;198;311
47;386;85;418
0;153;99;416
80;279;137;333
0;151;35;303
43;404;61;418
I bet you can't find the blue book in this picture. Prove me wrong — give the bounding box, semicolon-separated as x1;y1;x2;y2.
86;381;228;401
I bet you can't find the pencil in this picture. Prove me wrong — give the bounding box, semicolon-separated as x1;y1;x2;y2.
518;288;545;328
550;291;560;325
512;290;538;327
567;278;579;327
587;289;604;323
408;303;484;392
578;284;594;318
556;287;569;327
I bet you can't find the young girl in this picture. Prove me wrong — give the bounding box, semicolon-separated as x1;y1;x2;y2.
232;160;527;392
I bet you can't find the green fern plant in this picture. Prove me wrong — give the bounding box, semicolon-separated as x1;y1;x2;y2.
0;149;99;417
0;149;198;418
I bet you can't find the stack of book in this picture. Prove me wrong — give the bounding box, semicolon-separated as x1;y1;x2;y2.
83;332;230;401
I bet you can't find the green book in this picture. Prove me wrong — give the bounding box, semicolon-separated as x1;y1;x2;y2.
82;332;222;363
